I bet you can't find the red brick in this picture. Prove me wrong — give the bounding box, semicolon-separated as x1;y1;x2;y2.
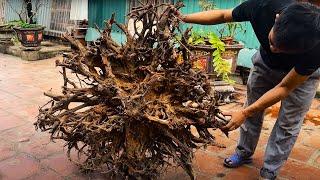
228;130;240;141
224;166;259;180
207;133;237;152
0;113;27;131
193;150;227;176
41;153;79;176
303;136;320;149
279;159;320;179
256;133;269;148
193;173;214;180
68;148;88;164
1;124;36;143
222;145;238;157
290;144;316;162
26;169;63;180
19;135;64;159
0;145;15;161
316;155;320;165
70;172;118;180
0;154;40;179
0;110;9;117
252;148;265;169
161;166;189;180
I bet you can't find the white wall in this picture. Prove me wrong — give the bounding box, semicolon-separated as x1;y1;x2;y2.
70;0;88;21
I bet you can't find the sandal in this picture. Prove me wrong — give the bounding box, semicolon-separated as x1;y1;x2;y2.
223;153;252;168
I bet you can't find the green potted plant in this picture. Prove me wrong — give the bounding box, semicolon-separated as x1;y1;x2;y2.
198;0;245;73
217;22;245;73
7;0;45;48
187;30;234;83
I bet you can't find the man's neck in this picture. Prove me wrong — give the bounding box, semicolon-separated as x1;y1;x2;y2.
299;0;320;6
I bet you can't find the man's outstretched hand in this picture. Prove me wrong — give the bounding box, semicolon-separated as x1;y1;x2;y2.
171;8;186;22
221;110;248;132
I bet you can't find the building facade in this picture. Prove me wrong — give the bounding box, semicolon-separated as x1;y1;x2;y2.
3;0;88;37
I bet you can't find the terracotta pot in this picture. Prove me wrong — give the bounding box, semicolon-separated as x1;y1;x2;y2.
0;28;14;44
13;26;45;47
221;37;235;45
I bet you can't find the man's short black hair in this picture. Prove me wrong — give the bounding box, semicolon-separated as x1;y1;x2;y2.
273;2;320;53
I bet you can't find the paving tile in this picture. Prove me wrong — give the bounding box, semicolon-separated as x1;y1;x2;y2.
0;154;40;179
25;168;63;180
0;141;15;162
2;53;320;179
41;153;79;176
0;123;36;143
160;167;189;180
279;159;320;179
314;153;320;166
224;166;259;180
18;134;64;159
69;172;119;180
193;150;227;176
252;147;265;169
289;144;316;163
0;113;27;132
303;135;320;149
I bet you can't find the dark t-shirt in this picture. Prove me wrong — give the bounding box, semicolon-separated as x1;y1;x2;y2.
232;0;320;76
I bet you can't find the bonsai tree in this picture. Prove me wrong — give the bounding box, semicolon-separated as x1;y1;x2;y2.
218;22;246;45
198;0;246;45
6;0;44;26
6;0;46;47
187;30;233;83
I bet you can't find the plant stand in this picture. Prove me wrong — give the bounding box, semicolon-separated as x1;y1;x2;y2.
189;44;215;74
0;28;14;45
222;43;244;73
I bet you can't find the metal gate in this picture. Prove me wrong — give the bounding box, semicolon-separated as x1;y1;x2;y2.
47;0;75;37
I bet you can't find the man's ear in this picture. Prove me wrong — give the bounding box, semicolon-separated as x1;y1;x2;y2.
275;14;280;22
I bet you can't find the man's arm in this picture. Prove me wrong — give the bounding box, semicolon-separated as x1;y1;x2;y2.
180;9;234;25
222;68;310;131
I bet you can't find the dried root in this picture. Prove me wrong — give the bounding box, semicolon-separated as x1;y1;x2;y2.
35;2;228;179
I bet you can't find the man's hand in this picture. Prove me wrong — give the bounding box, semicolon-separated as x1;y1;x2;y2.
172;9;186;22
221;110;248;132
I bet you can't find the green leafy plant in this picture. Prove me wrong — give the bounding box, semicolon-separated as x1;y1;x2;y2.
17;20;42;28
188;31;234;83
0;20;21;29
208;33;234;83
198;0;216;11
197;0;246;43
218;22;246;41
5;0;45;28
188;30;205;45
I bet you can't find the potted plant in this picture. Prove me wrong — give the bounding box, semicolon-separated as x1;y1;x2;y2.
217;22;245;73
198;0;245;73
187;30;234;83
7;0;45;48
14;21;45;48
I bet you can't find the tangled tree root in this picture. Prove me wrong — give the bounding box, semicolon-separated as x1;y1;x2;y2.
35;2;229;179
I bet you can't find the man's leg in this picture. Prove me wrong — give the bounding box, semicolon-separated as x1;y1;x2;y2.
235;52;278;158
260;71;320;179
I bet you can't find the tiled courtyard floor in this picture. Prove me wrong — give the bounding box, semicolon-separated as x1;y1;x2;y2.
1;53;320;179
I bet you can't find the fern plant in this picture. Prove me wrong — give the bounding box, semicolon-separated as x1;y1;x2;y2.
208;32;234;83
188;31;234;83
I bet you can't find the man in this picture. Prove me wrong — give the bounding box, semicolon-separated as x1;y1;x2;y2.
178;0;320;179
